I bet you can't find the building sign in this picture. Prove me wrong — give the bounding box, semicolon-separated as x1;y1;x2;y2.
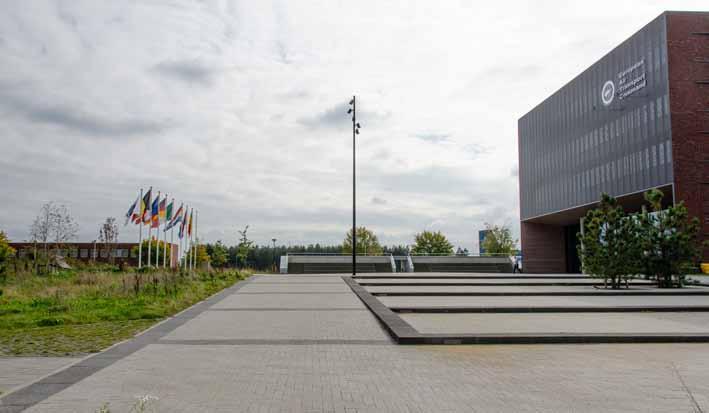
601;81;615;106
601;58;646;106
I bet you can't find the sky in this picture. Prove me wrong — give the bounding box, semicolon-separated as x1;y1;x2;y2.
0;0;706;251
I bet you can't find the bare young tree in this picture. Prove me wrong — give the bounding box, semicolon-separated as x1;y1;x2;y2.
29;202;78;267
29;202;54;269
50;204;78;257
99;217;119;264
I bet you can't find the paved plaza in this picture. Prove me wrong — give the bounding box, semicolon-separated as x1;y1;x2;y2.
3;273;709;412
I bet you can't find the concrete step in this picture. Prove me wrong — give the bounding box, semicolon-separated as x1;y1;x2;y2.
302;263;377;274
427;264;501;273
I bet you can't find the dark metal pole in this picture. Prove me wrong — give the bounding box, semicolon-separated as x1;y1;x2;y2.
352;95;357;276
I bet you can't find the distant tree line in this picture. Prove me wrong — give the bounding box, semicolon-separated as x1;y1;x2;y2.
202;226;510;271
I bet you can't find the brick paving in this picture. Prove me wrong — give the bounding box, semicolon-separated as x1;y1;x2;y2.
403;312;709;334
162;310;389;341
0;358;79;397
367;285;709;294
6;273;709;412
360;278;652;285
378;294;709;308
19;344;709;412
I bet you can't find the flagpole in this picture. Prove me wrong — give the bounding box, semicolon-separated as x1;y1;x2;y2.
170;225;174;269
193;210;197;271
138;188;143;269
147;224;152;268
189;208;194;272
187;208;192;272
149;191;157;267
159;193;163;268
182;205;188;271
162;197;167;268
156;193;161;268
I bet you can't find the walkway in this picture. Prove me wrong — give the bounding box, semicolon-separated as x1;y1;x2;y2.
2;274;709;412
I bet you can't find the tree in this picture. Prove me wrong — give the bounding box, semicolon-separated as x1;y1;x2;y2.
342;227;383;255
98;217;119;264
195;245;210;267
209;240;228;268
49;203;78;254
29;202;78;271
236;225;254;267
29;202;53;267
638;189;703;288
383;244;409;256
0;231;15;281
411;230;453;255
480;224;517;256
578;194;642;289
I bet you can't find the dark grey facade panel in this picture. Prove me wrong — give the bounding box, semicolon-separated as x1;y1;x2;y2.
519;14;673;221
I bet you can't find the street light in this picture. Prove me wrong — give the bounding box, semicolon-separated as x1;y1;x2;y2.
347;96;361;275
272;238;277;272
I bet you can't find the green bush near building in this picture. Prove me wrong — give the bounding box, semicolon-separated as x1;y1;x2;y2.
579;189;703;288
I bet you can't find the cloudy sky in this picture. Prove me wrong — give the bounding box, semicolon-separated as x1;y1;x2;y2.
0;1;706;250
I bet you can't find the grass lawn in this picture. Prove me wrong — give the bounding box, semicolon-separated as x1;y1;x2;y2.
0;267;250;356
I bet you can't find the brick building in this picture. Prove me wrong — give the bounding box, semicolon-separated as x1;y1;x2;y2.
518;11;709;273
10;242;180;268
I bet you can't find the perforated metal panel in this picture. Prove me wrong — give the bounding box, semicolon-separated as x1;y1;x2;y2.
519;14;673;221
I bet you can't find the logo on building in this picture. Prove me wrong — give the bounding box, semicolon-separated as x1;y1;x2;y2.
601;80;615;106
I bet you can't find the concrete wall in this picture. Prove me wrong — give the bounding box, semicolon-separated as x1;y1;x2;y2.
285;255;393;274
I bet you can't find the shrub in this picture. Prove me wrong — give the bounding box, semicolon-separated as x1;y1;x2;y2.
578;194;641;288
637;189;703;288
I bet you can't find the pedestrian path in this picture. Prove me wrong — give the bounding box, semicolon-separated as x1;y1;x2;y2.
3;274;709;412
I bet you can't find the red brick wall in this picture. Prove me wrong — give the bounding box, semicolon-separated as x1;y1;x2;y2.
9;242;180;268
667;12;709;259
520;222;566;273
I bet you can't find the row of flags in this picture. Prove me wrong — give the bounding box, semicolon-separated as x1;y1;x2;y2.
124;187;193;239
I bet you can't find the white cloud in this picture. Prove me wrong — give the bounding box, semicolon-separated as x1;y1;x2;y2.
0;0;706;251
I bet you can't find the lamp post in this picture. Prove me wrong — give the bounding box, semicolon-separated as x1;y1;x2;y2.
347;96;361;275
272;238;277;272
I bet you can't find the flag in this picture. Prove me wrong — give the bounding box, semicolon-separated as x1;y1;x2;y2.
158;196;167;224
179;206;188;239
187;209;193;237
165;203;183;231
141;188;152;224
150;193;160;228
125;194;139;225
165;199;174;223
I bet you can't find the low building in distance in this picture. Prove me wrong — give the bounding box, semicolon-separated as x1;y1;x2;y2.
9;242;179;268
518;11;709;273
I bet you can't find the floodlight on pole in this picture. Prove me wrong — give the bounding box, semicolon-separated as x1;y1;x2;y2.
347;95;361;275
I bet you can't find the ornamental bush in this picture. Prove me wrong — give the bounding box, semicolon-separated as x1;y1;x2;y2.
578;190;704;288
578;194;641;288
637;189;702;288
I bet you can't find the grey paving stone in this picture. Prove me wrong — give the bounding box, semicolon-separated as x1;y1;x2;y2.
0;358;79;396
378;295;709;308
366;285;709;294
355;273;588;278
21;343;709;413
238;283;352;293
360;278;652;284
402;312;709;334
213;293;365;309
162;310;390;341
251;275;345;284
